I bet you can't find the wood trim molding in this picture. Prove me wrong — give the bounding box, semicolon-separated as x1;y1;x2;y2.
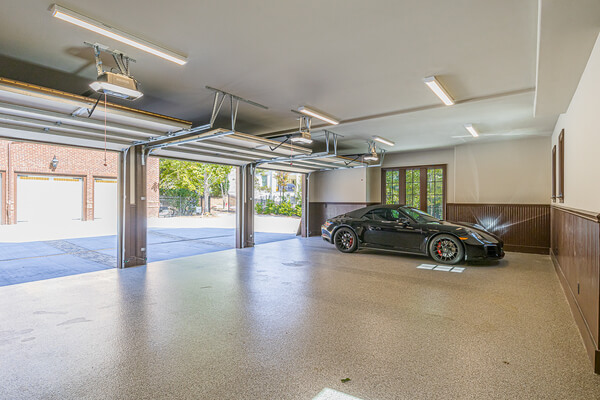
551;204;600;223
551;249;600;374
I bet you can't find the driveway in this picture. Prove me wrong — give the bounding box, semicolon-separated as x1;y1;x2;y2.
0;214;301;286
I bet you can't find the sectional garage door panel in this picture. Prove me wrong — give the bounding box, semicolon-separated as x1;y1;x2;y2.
16;175;83;223
94;178;117;221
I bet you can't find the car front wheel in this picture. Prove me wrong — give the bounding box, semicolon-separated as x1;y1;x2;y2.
334;227;358;253
429;234;464;265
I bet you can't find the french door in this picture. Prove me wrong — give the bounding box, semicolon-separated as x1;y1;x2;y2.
381;165;446;219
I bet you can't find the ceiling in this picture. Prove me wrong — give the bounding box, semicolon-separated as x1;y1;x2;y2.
0;0;598;154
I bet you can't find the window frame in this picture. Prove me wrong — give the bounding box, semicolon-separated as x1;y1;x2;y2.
551;145;556;202
381;164;447;218
557;130;564;203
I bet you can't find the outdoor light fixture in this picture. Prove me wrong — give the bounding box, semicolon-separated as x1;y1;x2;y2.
290;131;313;144
297;106;340;125
50;155;59;170
464;123;479;137
50;4;188;65
372;136;395;146
423;76;455;105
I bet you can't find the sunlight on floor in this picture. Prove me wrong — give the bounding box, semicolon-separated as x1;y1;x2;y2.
313;388;365;400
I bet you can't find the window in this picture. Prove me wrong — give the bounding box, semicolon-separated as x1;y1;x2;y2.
384;170;399;204
401;206;441;224
558;130;564;202
551;145;556;202
366;208;400;222
381;165;446;219
426;168;444;219
405;169;420;209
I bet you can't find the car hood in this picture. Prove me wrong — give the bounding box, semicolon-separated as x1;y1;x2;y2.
438;220;502;243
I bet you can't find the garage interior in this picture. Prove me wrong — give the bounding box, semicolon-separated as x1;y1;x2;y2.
1;1;600;399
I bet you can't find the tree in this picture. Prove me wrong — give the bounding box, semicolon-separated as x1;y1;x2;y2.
274;171;289;202
159;159;233;215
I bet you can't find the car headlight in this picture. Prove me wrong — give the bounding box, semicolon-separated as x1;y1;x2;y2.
467;229;484;241
323;220;332;228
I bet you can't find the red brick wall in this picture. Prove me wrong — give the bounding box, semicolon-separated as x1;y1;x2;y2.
0;140;159;224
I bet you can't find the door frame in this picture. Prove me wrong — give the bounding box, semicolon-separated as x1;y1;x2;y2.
381;164;447;217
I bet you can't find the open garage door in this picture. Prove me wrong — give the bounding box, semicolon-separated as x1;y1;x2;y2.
94;178;117;221
16;175;83;223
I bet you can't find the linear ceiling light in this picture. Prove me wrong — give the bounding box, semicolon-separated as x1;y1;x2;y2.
423;76;454;105
464;124;479;137
372;136;395;146
297;106;340;125
50;4;187;65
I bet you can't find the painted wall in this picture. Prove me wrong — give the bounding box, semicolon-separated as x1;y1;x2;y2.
551;33;600;213
310;167;367;203
310;137;550;205
454;137;550;204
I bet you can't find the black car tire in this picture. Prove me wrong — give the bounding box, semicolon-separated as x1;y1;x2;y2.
429;234;464;265
334;227;358;253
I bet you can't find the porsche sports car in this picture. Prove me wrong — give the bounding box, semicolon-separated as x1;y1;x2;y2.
321;204;504;264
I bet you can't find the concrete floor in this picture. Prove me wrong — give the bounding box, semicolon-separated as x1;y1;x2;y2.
1;238;599;399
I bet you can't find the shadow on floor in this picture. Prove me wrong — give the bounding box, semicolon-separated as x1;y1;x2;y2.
0;228;297;286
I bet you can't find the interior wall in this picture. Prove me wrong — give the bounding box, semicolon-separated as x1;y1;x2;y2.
551;33;600;213
454;137;551;204
310;167;367;203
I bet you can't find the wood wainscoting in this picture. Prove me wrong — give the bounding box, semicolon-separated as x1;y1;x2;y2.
308;202;377;236
446;203;550;254
551;205;600;373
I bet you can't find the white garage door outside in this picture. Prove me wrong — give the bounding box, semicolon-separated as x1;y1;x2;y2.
17;175;83;223
94;178;117;221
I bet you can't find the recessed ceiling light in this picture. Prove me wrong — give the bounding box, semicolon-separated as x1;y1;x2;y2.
464;124;479;137
372;136;395;146
297;106;340;125
50;4;187;65
423;76;454;105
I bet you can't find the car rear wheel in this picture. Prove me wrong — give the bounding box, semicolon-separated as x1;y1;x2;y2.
334;227;358;253
429;234;464;265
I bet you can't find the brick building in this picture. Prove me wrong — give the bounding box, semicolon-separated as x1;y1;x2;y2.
0;139;159;224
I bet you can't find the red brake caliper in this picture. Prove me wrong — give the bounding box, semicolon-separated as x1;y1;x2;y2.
436;242;442;256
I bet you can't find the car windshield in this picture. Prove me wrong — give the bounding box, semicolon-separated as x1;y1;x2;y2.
400;207;441;223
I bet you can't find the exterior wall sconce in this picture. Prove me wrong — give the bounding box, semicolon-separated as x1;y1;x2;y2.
50;155;59;171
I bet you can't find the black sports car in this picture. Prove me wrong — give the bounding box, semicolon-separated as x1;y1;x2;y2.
321;204;504;264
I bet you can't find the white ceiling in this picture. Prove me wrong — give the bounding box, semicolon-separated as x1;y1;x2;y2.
0;0;598;154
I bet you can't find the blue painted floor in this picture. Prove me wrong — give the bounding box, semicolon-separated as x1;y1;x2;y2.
0;228;297;286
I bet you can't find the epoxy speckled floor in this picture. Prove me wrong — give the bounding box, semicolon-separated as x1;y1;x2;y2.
1;237;599;399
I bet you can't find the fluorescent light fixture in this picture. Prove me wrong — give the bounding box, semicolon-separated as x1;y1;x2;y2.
372;136;395;146
290;131;313;144
297;106;340;125
90;81;143;100
50;4;187;65
464;123;479;137
423;76;454;105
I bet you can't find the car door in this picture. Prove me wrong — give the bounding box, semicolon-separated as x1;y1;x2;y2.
391;209;425;251
363;208;423;251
